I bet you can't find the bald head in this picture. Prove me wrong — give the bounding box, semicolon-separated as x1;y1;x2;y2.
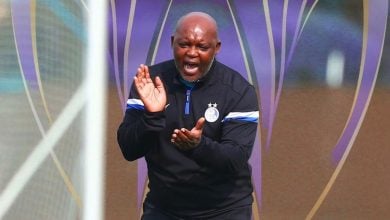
174;12;219;41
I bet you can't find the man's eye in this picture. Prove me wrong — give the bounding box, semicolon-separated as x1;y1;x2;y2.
178;43;188;48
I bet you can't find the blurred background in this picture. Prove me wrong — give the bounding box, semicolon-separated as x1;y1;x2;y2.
1;0;389;219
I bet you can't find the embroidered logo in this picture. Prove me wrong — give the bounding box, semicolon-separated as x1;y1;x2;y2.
204;103;219;122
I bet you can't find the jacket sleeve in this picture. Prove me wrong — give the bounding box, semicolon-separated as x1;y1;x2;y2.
117;83;166;161
189;85;259;173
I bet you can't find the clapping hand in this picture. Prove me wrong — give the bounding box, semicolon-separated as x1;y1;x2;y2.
134;64;167;112
171;117;206;151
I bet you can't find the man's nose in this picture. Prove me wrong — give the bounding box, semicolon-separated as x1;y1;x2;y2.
186;47;198;57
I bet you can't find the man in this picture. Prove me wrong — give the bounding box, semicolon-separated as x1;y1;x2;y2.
117;11;259;219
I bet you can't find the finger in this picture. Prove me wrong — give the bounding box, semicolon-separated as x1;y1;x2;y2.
194;117;206;131
177;128;191;142
137;64;145;78
134;75;143;91
171;131;178;141
171;130;182;143
171;129;180;142
133;76;139;85
143;65;153;83
135;65;146;85
137;64;149;84
171;136;176;143
181;128;194;139
144;65;149;74
141;72;148;84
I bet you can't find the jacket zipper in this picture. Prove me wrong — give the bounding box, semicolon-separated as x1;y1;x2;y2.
180;79;197;116
185;89;191;115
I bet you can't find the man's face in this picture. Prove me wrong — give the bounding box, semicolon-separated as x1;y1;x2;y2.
171;24;221;82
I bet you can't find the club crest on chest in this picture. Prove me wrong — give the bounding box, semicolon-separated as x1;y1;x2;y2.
204;103;219;122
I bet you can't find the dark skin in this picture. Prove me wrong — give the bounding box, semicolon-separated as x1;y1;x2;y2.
133;12;221;150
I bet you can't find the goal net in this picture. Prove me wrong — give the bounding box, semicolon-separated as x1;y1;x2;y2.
0;1;106;220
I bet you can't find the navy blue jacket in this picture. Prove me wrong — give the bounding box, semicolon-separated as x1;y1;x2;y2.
117;59;259;218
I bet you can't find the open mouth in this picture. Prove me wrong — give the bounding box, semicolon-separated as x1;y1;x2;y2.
183;63;199;74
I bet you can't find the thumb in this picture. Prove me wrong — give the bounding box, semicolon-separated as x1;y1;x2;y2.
195;117;206;131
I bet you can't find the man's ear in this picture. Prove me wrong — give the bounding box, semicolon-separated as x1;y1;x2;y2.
215;41;221;53
171;36;174;47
